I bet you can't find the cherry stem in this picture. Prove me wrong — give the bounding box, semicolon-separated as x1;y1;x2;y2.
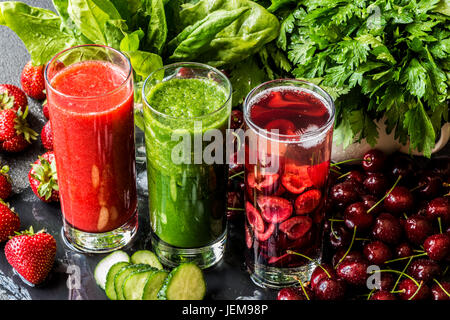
337;171;351;180
286;251;332;279
367;175;402;214
228;171;244;180
330;168;342;175
390;257;415;293
330;220;339;238
293;276;310;301
366;288;375;300
433;279;450;298
335;226;357;268
227;207;244;211
330;158;365;167
438;217;443;234
328;218;344;222
371;269;421;290
384;252;427;264
408;281;424;300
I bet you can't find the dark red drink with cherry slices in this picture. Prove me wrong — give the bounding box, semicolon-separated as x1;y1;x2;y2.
243;79;335;288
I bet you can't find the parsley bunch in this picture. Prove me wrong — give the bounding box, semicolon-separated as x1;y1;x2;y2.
274;0;449;157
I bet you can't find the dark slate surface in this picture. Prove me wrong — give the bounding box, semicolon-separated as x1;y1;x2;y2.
0;0;275;300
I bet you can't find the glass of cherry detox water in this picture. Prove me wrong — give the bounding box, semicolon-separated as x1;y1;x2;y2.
45;45;138;253
244;79;335;288
142;63;231;268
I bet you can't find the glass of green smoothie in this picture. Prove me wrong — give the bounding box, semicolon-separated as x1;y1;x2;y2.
142;62;232;269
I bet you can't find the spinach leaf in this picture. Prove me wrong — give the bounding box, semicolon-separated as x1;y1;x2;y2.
0;1;79;65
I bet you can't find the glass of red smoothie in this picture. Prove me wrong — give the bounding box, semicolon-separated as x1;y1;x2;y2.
243;79;335;288
45;45;138;253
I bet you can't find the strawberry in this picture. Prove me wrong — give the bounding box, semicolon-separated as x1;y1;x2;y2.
0;165;12;199
0;84;28;113
42;100;49;120
40;121;53;150
0;107;38;143
20;61;46;100
0;200;20;242
28;151;59;202
2;134;32;153
4;226;56;285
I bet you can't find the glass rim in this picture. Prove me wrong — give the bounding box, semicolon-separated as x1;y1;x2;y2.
142;62;232;121
243;78;336;143
44;44;133;100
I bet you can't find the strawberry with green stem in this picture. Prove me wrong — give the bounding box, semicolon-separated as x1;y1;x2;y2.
20;61;46;100
4;226;56;285
0;107;38;152
0;200;20;242
0;165;12;199
0;84;28;113
28;151;59;202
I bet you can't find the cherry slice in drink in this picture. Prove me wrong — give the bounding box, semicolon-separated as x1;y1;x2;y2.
295;189;322;215
255;222;276;241
264;119;296;135
307;161;330;188
268;252;291;266
257;196;293;223
245;201;265;233
247;172;279;194
282;163;313;194
279;216;313;240
245;224;253;249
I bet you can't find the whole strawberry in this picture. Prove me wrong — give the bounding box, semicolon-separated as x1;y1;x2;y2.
0;84;28;112
0;107;38;152
0;165;12;199
41;121;53;150
28;151;59;202
20;61;46;100
42;101;49;120
5;226;56;285
0;200;20;242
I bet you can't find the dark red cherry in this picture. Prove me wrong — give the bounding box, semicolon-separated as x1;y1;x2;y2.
332;249;364;267
362;149;386;172
345;170;366;184
383;186;413;214
314;278;346;300
370;290;397;300
329;225;351;249
336;259;369;287
363;173;389;195
388;154;415;183
361;194;383;215
431;281;450;300
344;202;373;231
330;181;360;208
363;240;392;265
310;264;336;291
414;171;442;199
378;273;395;291
230;109;243;130
372;213;402;244
403;215;433;245
395;242;413;259
423;234;450;261
226;191;243;220
277;287;312;300
398;279;430;300
407;258;441;283
426;197;450;224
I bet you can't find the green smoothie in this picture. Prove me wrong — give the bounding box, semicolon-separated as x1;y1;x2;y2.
143;77;231;248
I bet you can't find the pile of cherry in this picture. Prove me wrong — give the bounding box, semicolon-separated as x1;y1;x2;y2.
275;149;450;300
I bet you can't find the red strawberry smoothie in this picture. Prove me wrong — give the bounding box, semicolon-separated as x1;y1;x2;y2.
47;60;137;233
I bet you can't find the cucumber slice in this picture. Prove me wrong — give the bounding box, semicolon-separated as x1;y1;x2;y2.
157;263;206;300
123;268;158;300
94;250;130;290
105;262;129;300
142;271;169;300
130;250;163;270
114;264;151;300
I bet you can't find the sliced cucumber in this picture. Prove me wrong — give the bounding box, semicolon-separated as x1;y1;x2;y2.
142;270;169;300
94;250;130;290
114;264;150;300
123;268;158;300
130;250;163;270
105;262;129;300
157;263;206;300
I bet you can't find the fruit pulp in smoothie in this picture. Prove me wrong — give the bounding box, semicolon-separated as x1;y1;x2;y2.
48;60;137;233
144;78;230;248
245;87;333;271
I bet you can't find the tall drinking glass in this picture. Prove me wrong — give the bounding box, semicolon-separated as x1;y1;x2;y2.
142;62;231;268
243;79;335;288
45;45;138;253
